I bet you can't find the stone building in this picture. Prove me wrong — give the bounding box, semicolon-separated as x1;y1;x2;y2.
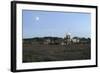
64;33;71;45
72;37;80;43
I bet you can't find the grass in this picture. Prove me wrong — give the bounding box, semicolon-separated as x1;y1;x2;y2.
23;43;91;63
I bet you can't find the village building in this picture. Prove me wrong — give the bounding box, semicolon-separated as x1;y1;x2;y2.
63;33;71;45
23;33;90;46
43;39;51;45
72;37;80;43
43;37;63;45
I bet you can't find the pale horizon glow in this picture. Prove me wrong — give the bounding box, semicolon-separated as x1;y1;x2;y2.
22;10;91;38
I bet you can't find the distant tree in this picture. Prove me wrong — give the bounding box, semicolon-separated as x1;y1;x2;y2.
79;37;91;44
87;37;91;43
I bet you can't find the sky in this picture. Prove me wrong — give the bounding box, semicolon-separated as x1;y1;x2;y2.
22;10;91;38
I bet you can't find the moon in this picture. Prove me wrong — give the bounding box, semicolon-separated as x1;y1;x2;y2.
36;17;39;21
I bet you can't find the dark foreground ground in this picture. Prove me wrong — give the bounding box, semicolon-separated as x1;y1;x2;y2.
23;44;91;63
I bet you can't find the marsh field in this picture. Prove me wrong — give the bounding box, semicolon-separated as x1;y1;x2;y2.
23;43;91;63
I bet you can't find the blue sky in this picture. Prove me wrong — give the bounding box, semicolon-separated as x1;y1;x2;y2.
22;10;91;38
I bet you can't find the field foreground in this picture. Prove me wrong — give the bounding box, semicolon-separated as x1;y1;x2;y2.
23;44;91;63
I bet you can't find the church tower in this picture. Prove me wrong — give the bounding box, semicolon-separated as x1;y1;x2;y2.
64;33;71;45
